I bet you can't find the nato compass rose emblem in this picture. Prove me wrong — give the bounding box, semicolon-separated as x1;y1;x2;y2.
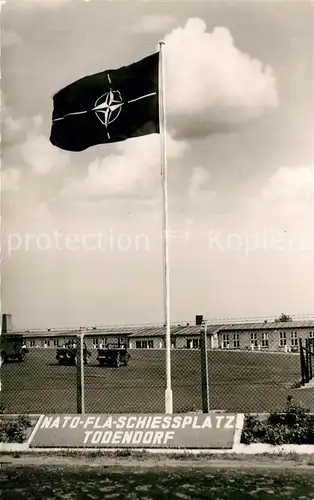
53;73;156;140
93;89;123;133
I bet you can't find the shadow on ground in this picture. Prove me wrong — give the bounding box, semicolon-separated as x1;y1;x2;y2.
1;465;314;499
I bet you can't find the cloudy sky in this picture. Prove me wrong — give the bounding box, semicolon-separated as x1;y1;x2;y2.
2;0;313;329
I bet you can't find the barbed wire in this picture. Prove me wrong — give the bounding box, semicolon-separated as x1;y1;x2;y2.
7;312;314;335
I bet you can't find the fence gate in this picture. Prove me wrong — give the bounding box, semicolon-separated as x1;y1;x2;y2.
299;338;314;385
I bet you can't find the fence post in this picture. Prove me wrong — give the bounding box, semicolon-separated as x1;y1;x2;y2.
309;339;314;380
200;321;210;413
76;331;85;414
299;338;306;385
305;339;310;383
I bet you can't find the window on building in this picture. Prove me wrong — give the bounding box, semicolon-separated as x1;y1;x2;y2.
309;331;314;338
43;340;50;347
186;339;200;349
290;331;298;347
192;338;199;349
222;334;229;349
280;331;287;346
92;338;99;348
53;340;59;347
28;340;35;347
251;332;258;347
135;340;154;348
233;333;240;349
261;332;269;348
186;338;199;349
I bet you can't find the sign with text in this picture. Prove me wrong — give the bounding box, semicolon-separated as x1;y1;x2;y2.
30;413;238;449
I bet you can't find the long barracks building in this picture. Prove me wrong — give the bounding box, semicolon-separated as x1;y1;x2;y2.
2;314;314;353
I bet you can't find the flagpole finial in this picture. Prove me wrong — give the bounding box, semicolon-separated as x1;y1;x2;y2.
159;40;165;47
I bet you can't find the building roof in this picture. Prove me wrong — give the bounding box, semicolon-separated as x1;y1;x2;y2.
217;320;314;331
4;329;80;338
6;327;135;338
5;320;314;339
129;327;165;338
128;324;221;338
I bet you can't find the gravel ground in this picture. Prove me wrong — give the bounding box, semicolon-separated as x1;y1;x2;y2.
1;454;314;499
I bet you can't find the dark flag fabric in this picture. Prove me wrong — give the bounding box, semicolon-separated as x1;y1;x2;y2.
50;53;159;152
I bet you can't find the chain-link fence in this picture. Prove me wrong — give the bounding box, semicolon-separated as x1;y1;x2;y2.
300;338;314;386
1;326;314;414
1;335;78;414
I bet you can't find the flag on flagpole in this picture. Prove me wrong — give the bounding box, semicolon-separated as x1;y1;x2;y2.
50;53;159;152
50;45;173;413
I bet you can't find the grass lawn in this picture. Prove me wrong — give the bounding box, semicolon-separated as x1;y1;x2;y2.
1;464;314;499
1;349;313;414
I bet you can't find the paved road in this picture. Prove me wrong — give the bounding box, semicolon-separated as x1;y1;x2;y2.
1;460;314;499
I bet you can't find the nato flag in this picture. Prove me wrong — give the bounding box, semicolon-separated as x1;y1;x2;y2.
50;53;159;152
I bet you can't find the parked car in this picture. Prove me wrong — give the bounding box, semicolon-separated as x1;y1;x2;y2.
97;343;130;367
56;342;91;365
0;334;28;365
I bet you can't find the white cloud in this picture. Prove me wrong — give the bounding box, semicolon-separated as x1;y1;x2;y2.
188;166;212;199
32;115;44;129
131;14;177;34
246;165;314;221
1;167;21;192
261;165;314;204
163;18;278;139
61;133;188;200
4;116;28;133
19;115;70;174
4;114;43;135
21;133;70;174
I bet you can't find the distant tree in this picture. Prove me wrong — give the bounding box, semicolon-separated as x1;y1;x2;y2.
274;313;292;323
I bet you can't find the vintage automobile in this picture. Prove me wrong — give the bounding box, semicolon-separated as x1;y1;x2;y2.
0;333;29;365
96;343;130;367
56;342;91;366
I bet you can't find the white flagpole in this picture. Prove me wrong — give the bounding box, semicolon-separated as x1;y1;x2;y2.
159;41;173;414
